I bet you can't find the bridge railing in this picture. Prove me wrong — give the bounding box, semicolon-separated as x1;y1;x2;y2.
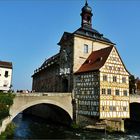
14;92;72;97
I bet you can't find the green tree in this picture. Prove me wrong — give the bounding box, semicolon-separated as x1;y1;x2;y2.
129;75;136;94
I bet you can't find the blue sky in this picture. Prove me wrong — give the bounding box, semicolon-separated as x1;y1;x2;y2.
0;0;140;90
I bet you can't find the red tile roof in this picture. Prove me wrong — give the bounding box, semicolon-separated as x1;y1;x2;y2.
0;61;12;69
75;46;113;74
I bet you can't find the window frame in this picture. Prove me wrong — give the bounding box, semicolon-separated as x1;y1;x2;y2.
103;75;107;81
107;89;111;95
122;77;126;83
123;90;128;96
115;89;120;96
84;44;88;54
123;107;127;111
102;88;106;95
113;76;117;82
4;71;8;78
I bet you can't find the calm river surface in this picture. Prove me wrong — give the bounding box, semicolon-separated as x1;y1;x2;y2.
10;114;140;140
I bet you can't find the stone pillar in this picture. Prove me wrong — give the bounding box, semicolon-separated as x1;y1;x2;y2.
105;119;125;132
72;98;77;123
120;119;125;132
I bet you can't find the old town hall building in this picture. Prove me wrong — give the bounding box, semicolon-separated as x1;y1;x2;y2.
32;1;130;128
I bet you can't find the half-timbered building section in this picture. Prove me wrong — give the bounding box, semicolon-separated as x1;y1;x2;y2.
74;71;99;116
74;46;113;118
100;47;129;119
74;46;130;120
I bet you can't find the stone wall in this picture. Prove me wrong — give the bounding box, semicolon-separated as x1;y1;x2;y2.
76;114;99;127
73;35;110;72
32;64;61;92
104;119;124;132
76;114;124;132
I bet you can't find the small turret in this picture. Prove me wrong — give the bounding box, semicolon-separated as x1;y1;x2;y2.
81;0;93;29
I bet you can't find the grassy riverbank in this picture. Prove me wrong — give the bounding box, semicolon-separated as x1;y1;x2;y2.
0;122;16;140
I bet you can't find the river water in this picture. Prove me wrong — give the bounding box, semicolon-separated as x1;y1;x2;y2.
10;114;140;140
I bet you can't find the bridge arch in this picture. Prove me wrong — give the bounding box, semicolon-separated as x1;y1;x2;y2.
0;93;73;134
10;99;73;121
129;102;140;122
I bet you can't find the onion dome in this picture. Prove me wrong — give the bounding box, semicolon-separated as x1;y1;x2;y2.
82;1;92;13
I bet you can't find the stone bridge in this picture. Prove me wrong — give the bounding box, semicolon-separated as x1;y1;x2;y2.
0;93;73;134
130;94;140;103
1;93;140;134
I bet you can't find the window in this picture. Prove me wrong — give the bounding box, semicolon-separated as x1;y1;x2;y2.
87;16;91;23
102;88;106;94
109;66;112;70
3;84;7;87
123;107;127;111
5;71;8;78
109;106;113;111
94;75;98;81
113;106;116;111
123;90;127;96
103;75;107;81
84;44;88;53
109;106;116;111
107;89;111;95
115;89;120;96
94;88;98;95
113;76;117;82
102;106;105;111
122;77;126;83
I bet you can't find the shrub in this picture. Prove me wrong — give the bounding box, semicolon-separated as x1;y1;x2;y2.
0;92;15;124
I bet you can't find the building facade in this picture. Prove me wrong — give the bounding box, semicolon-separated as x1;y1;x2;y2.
32;1;130;130
74;46;129;120
32;1;115;93
0;61;13;91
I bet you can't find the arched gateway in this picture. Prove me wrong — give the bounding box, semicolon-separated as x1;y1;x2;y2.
0;93;73;134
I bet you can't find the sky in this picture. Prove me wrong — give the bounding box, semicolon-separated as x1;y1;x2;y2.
0;0;140;91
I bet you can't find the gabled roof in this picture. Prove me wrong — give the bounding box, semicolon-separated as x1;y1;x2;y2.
0;61;12;69
75;46;113;74
74;27;115;45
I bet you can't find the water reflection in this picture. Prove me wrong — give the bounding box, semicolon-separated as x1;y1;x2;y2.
11;113;140;140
